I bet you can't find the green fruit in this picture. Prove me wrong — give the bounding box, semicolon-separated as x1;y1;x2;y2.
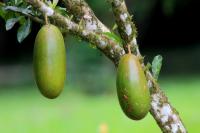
116;54;151;120
33;24;66;99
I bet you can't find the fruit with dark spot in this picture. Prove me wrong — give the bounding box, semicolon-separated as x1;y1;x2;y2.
116;54;151;120
33;24;66;99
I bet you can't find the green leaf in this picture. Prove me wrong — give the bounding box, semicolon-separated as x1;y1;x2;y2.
55;6;67;16
14;0;23;6
18;16;26;25
45;0;58;9
0;11;5;20
112;23;118;31
17;18;31;43
89;43;97;49
0;4;6;20
6;16;22;30
45;0;53;8
152;55;163;80
103;32;122;45
4;6;33;15
52;0;59;9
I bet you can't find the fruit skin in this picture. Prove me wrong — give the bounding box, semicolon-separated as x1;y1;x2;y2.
116;54;151;120
33;24;66;99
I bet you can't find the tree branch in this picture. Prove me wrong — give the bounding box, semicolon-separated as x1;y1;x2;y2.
3;6;44;24
111;0;187;132
26;0;124;65
62;0;110;33
111;0;139;55
3;0;187;132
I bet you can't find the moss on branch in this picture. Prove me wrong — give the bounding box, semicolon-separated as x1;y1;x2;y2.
62;0;110;32
111;0;187;132
2;0;187;132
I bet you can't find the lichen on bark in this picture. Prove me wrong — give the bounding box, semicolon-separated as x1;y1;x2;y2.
1;0;187;132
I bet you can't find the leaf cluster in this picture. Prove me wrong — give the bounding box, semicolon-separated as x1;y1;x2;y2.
0;0;67;43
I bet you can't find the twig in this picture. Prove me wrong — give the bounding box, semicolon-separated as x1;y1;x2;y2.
111;0;138;55
5;0;187;132
26;0;125;65
111;0;187;132
3;5;44;24
44;13;48;25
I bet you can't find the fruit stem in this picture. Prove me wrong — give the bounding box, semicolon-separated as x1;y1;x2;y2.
44;14;49;25
128;44;131;54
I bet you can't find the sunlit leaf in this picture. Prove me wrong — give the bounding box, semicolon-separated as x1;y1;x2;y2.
52;0;59;9
103;32;122;45
152;55;163;80
112;23;118;31
55;6;67;16
45;0;58;9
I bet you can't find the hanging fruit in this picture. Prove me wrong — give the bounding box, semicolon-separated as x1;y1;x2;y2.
33;24;66;99
116;46;151;120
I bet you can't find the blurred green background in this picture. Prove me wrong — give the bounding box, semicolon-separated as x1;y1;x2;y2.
0;0;200;132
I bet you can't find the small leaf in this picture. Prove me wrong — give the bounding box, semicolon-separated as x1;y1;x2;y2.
52;0;59;9
6;16;22;30
0;4;6;20
19;16;26;25
103;32;122;45
46;0;53;8
89;43;97;49
112;23;118;31
4;6;33;15
152;55;163;80
55;6;67;16
17;18;31;43
15;0;23;5
45;0;58;9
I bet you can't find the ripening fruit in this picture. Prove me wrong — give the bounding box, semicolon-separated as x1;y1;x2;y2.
33;24;66;99
116;54;151;120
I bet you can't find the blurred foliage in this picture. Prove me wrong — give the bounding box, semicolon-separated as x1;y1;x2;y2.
65;35;116;94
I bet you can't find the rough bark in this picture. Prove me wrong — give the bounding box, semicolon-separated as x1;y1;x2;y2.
1;0;187;132
111;0;138;54
111;0;187;132
62;0;110;33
